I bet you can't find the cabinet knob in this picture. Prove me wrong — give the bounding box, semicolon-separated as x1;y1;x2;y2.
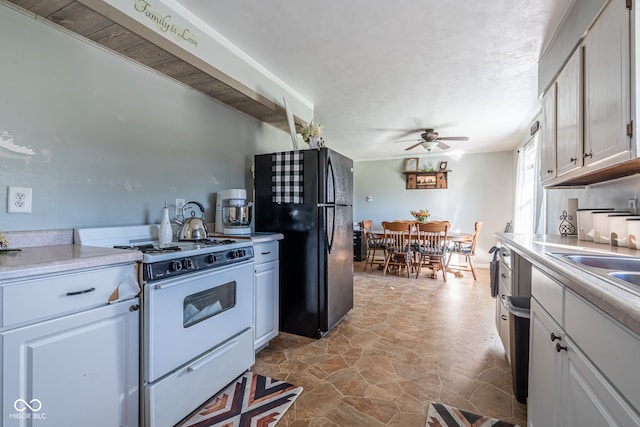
570;157;577;164
547;169;553;174
556;343;568;352
550;332;561;342
129;304;140;312
501;315;508;321
584;151;593;159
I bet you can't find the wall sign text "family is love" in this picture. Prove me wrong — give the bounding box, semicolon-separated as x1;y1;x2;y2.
134;0;198;47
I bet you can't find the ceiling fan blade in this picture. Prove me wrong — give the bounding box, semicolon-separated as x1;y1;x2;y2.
395;138;422;143
437;136;469;141
393;128;426;139
405;142;424;151
437;141;450;150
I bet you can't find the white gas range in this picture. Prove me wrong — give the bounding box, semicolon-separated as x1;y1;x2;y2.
75;225;255;427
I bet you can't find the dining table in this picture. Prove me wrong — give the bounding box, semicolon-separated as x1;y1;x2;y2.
369;226;473;277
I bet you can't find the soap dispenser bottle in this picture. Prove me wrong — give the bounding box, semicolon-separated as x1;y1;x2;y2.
159;201;173;247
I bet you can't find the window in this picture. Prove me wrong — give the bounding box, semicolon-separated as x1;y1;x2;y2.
514;135;539;233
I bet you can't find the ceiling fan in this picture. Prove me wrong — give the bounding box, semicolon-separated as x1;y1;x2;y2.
395;128;469;151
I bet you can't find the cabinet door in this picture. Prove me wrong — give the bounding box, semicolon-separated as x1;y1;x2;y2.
496;290;511;363
540;83;557;181
528;298;563;427
2;300;140;427
254;260;279;351
556;47;583;176
562;336;640;426
583;0;630;165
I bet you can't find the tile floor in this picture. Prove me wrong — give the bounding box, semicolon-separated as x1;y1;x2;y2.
252;262;527;426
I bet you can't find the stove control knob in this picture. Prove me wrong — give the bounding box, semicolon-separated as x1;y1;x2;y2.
237;249;245;258
207;254;217;264
228;251;236;259
183;258;195;270
171;260;182;271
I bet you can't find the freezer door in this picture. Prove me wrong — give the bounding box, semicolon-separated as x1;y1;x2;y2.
318;148;353;206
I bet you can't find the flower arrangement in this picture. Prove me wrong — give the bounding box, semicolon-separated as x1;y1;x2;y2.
301;121;323;143
410;209;430;222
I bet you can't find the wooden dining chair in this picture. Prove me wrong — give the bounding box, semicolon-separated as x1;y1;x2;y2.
447;221;483;280
414;221;450;281
361;220;386;270
381;221;414;277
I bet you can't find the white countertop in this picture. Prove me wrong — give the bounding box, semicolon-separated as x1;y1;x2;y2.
208;232;284;243
0;245;142;282
495;233;640;336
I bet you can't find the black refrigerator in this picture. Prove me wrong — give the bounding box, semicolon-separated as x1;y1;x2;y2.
254;147;354;338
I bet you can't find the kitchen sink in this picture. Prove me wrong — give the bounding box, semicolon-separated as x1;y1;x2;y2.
550;253;640;295
609;272;640;286
562;254;640;271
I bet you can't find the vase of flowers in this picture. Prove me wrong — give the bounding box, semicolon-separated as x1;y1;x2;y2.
301;121;324;149
410;209;430;222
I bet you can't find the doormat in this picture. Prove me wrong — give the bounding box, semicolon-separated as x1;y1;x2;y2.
177;371;303;427
426;402;519;427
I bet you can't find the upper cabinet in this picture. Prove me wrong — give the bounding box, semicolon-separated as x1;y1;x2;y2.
556;47;583;177
583;0;631;165
540;0;634;187
541;83;557;181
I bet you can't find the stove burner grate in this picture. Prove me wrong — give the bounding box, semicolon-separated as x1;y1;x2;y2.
182;239;237;246
114;244;182;254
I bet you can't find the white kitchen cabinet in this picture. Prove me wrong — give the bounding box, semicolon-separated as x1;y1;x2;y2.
583;0;631;166
556;46;583;176
494;245;531;360
528;266;640;427
253;240;280;352
528;298;563;427
540;82;556;182
562;335;640;427
2;297;140;427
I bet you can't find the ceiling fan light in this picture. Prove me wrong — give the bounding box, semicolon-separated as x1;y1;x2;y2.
423;140;438;151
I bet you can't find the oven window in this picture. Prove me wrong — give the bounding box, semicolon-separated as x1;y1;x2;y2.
183;281;236;328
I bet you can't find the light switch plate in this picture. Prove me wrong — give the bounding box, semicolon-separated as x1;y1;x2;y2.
8;186;32;213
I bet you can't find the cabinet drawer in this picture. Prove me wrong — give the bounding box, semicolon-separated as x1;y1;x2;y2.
498;263;512;294
253;241;278;264
531;266;564;325
2;264;137;328
565;290;640;409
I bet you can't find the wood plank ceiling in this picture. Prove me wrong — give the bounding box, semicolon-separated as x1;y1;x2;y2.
6;0;306;133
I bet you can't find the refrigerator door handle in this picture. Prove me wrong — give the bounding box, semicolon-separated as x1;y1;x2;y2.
326;205;335;254
326;157;336;204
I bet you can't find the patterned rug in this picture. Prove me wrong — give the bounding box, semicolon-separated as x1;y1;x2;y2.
426;402;520;427
177;372;303;427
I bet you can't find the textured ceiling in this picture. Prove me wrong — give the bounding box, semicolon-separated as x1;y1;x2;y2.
171;0;572;161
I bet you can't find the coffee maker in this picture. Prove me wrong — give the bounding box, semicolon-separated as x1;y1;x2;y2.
215;189;253;235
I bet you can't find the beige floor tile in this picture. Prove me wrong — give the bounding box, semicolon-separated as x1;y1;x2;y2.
253;263;527;426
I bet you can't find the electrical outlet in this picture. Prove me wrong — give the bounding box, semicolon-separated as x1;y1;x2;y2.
176;198;185;216
7;186;32;214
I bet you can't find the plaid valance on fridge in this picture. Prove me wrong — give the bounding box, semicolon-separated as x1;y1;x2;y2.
271;151;304;204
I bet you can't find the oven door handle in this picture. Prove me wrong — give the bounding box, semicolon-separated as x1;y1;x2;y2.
187;339;238;372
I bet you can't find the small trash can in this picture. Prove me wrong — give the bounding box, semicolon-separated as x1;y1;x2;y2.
505;295;530;404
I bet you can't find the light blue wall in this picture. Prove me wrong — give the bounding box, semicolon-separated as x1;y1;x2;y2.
353;151;514;265
0;5;291;231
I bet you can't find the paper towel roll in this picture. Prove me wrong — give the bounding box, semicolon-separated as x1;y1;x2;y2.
568;198;578;235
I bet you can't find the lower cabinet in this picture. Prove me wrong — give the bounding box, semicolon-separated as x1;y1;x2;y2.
529;267;640;427
253;240;280;352
528;298;564;427
2;298;140;427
